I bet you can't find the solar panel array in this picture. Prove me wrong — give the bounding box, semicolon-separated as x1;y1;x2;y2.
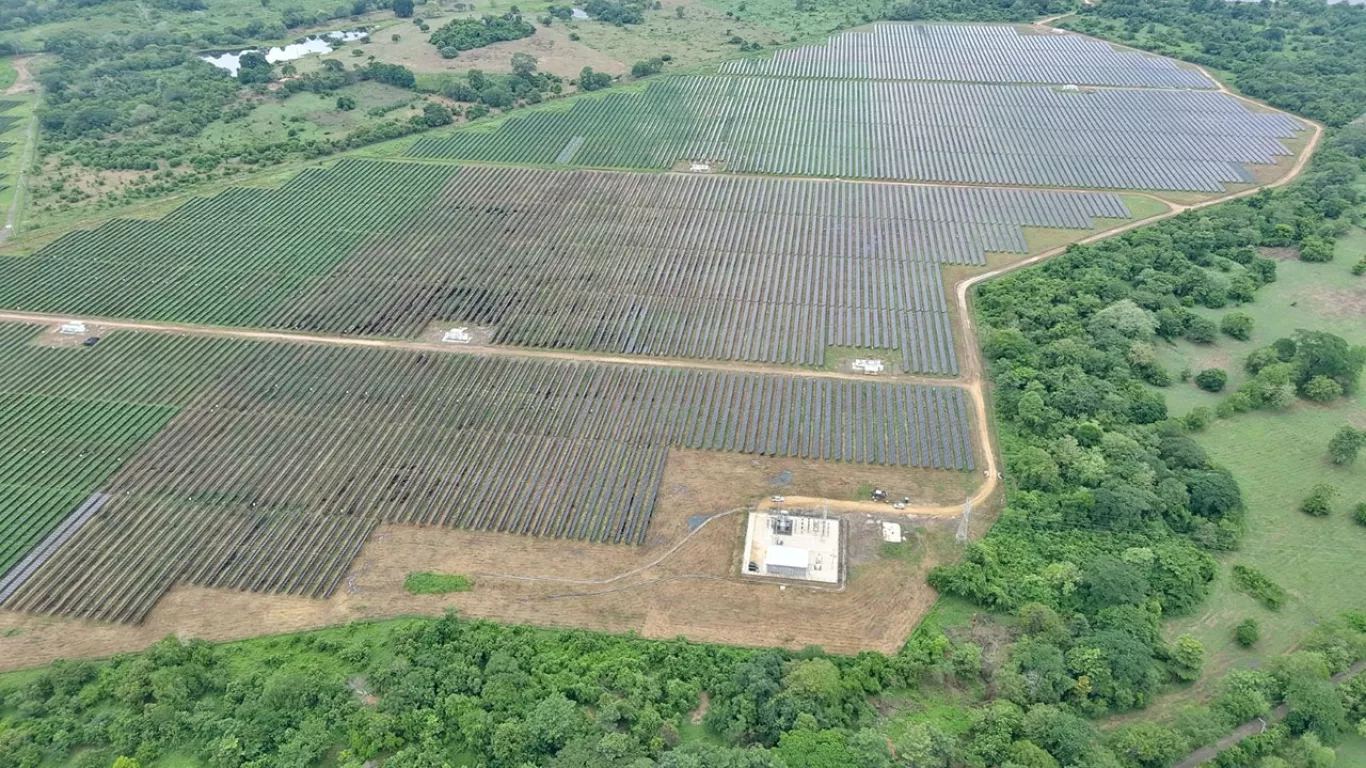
721;24;1217;88
408;76;1305;191
5;160;1130;374
0;331;974;622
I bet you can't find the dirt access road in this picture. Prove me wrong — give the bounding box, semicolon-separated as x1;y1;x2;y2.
1;55;40;245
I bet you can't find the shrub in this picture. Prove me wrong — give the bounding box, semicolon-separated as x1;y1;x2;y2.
1300;484;1338;517
1235;618;1260;648
1355;503;1366;527
1187;317;1218;344
1195;368;1228;392
1221;312;1254;341
1303;375;1344;402
1185;407;1213;431
1231;564;1287;609
1328;426;1363;465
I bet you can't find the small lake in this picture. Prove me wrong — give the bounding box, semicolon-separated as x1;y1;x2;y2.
202;29;368;76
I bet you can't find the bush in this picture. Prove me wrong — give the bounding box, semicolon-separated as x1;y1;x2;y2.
630;57;664;78
1187;317;1218;344
1300;484;1338;517
1185;407;1213;431
1303;375;1344;402
578;66;612;91
1231;564;1288;609
1195;368;1228;392
1328;426;1363;465
1221;312;1254;341
1235;618;1260;648
1354;502;1366;527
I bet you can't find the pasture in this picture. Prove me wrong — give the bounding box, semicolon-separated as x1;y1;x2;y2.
1150;227;1366;703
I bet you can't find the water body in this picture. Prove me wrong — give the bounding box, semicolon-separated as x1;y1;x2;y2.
201;29;368;76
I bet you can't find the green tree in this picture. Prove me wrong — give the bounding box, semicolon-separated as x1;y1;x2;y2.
1169;634;1204;682
1301;484;1338;517
336;95;356;110
394;0;414;16
1195;368;1227;392
1303;375;1344;402
1220;312;1254;341
1235;618;1260;648
1186;317;1218;344
236;51;274;84
1285;678;1348;745
1354;502;1366;527
421;102;453;126
1327;426;1363;465
1108;722;1189;768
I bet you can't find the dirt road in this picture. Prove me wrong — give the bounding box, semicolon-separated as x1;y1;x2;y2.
0;55;40;245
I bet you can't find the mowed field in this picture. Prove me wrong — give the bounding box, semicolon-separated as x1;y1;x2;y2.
1154;229;1366;700
0;22;1322;657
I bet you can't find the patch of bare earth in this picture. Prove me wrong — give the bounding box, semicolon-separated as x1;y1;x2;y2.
0;450;971;669
1305;285;1366;320
1258;246;1300;262
29;321;111;347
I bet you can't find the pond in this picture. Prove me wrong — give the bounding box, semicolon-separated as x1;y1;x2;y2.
201;29;368;76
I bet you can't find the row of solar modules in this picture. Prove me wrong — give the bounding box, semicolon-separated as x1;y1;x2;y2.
722;23;1216;89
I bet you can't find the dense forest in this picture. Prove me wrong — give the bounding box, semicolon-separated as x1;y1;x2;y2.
1062;0;1366;127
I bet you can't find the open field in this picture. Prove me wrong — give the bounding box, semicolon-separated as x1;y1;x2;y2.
1154;252;1366;416
1127;222;1366;712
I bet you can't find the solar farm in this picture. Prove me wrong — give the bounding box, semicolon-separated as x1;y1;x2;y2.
0;22;1316;646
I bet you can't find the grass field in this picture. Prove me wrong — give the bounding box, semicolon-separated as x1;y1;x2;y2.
1153;239;1366;416
1150;224;1366;707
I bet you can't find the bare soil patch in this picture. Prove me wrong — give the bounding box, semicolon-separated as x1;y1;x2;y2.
0;450;969;669
1306;284;1366;320
1258;246;1300;262
30;321;110;347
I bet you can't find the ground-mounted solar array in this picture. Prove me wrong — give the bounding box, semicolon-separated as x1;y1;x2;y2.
408;76;1305;191
0;159;1131;374
721;24;1217;88
0;324;974;622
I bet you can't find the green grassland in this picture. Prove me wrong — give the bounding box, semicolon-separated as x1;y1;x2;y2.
1148;227;1366;702
197;81;424;148
403;571;475;594
1154;239;1366;416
